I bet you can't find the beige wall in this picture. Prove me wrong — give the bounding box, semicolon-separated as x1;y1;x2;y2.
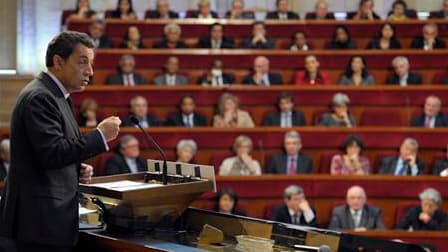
0;0;17;70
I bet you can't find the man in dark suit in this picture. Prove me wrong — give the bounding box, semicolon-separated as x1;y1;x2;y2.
272;185;317;227
243;56;283;86
154;23;188;49
242;21;275;49
386;56;422;85
105;135;148;175
346;0;381;20
379;138;425;176
429;0;448;19
197;59;235;86
329;186;385;231
153;56;189;86
0;31;121;251
268;131;312;174
145;0;179;19
190;0;218;18
87;19;113;49
0;139;9;181
122;96;160;127
106;54;148;86
433;155;448;176
411;23;446;50
306;1;335;19
263;92;306;127
198;23;235;49
225;0;255;19
164;95;207;127
411;95;448;128
266;0;300;19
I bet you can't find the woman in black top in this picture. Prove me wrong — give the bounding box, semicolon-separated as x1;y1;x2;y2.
110;0;137;20
214;188;246;216
326;25;357;49
367;23;402;50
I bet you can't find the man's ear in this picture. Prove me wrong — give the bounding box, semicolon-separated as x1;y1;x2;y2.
52;55;64;70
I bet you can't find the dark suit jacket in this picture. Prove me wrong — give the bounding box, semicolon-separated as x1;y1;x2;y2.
326;40;357;49
190;11;218;18
305;12;335;19
242;37;275;49
378;156;425;175
266;11;300;19
242;73;283;85
197;73;235;85
90;34;114;48
224;11;255;19
386;73;422;85
153;39;188;49
104;153;148;175
145;10;179;19
433;159;448;175
410;36;446;49
263;110;306;126
122;115;160;127
0;72;106;246
366;38;402;49
272;204;317;227
396;207;448;230
0;161;7;181
346;11;381;20
164;112;207;127
429;11;448;19
197;36;235;49
410;113;448;127
267;152;313;174
328;205;385;230
106;73;148;85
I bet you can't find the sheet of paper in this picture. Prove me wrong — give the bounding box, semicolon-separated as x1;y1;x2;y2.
92;180;163;191
79;207;97;216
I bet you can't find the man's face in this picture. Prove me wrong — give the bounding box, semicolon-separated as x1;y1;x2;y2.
120;58;135;74
232;1;244;15
121;138;140;158
211;25;223;40
316;2;328;18
284;137;301;155
166;57;179;74
346;188;366;211
199;3;211;16
423;27;437;42
399;142;417;160
157;0;169;15
181;97;195;115
393;61;409;77
279;98;293;113
361;0;373;13
285;193;304;212
128;26;140;41
254;58;268;74
167;29;180;43
89;23;105;39
253;24;266;37
277;0;289;13
178;146;194;163
424;97;441;117
131;98;148;118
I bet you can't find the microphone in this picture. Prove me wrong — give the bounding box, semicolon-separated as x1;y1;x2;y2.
293;244;332;252
129;116;168;185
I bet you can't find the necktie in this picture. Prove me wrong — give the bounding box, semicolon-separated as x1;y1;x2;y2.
288;157;296;175
185;116;192;127
397;162;409;175
353;210;360;228
292;213;299;224
125;75;132;86
425;116;433;128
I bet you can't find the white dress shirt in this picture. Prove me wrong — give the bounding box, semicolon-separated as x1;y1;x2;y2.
125;157;139;173
182;113;194;127
122;73;135;86
165;74;176;86
350;208;363;228
280;112;293;128
288;207;315;224
394;157;419;176
399;74;408;86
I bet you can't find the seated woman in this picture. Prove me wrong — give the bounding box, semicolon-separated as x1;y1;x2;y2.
295;55;331;85
388;0;410;21
367;23;402;50
110;0;137;20
330;134;370;175
214;188;246;216
119;26;144;49
154;23;188;49
339;56;375;86
290;31;311;51
176;139;197;164
320;93;356;127
218;135;261;176
66;0;97;23
396;188;448;230
78;98;99;127
213;93;255;128
326;25;357;49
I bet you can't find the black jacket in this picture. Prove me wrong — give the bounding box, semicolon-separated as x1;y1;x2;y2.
145;10;179;19
263;110;306;126
410;113;448;127
242;73;283;85
122;115;160;127
266;11;300;19
410;36;446;49
106;73;148;85
433;159;448;175
164;112;207;127
366;38;402;49
104;153;148;175
378;156;425;175
197;73;235;85
272;204;317;227
190;11;218;18
305;12;335;19
396;207;448;230
267;152;313;174
386;73;422;85
346;11;381;20
153;39;188;49
90;34;114;49
242;37;275;49
0;161;7;181
197;36;235;49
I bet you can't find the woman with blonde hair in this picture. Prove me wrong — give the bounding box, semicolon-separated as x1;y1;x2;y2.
213;93;254;128
219;135;261;176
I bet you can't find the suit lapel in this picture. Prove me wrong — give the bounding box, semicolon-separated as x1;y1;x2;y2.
345;207;355;229
280;154;287;174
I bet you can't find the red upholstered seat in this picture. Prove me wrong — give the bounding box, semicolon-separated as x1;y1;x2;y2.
263;201;283;220
394;201;420;227
319;151;341;174
360;108;403;126
95;151;115;176
209;151;233;174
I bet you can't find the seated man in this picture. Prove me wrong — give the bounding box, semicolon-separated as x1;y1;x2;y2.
105;135;148;175
154;23;188;49
378;138;425;176
329;185;385;231
263;92;306;127
122;96;160;127
242;56;283;86
242;21;275;49
411;95;448;128
411;23;446;50
153;56;189;86
87;19;113;49
106;54;148;86
272;185;317;227
433;152;448;176
347;0;381;20
225;0;254;19
430;0;448;19
190;0;218;18
146;0;179;19
266;0;300;19
0;139;10;181
306;0;335;19
386;56;422;86
267;131;313;174
295;55;331;85
164;95;207;127
198;23;235;49
198;59;235;86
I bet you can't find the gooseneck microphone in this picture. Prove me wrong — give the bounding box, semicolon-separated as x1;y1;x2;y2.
129;116;168;185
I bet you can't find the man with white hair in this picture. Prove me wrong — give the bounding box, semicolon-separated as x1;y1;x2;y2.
0;139;10;181
225;0;254;19
411;23;446;50
242;56;283;86
266;0;300;20
154;23;187;48
411;95;448;128
306;0;335;19
429;0;448;18
146;0;179;19
191;0;218;18
105;134;147;175
106;54;148;86
386;56;422;86
379;138;425;176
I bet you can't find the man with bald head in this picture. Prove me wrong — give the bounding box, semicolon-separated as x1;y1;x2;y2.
329;185;385;231
242;56;283;86
411;95;448;128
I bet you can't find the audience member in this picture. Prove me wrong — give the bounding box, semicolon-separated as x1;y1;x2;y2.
176;139;198;163
225;0;254;19
386;56;422;85
326;25;357;49
119;26;145;49
78;98;99;127
411;95;448;128
266;0;300;20
320;93;356;127
165;95;207;127
213;93;254;128
267;131;313;174
154;23;188;48
106;54;148;86
411;23;446;50
110;0;137;20
330;134;370;175
367;23;402;50
433;151;448;176
153;56;189;86
242;21;275;49
146;0;179;19
0;139;10;181
214;188;246;215
66;0;97;23
272;185;317;227
218;135;261;175
339;56;375;86
289;31;311;51
198;59;235;86
242;56;283;86
429;0;448;19
87;19;113;49
122;96;160;127
105;134;147;175
191;0;218;19
198;23;235;49
329;185;385;230
295;55;331;85
347;0;381;20
306;0;335;19
396;188;448;230
379;138;425;176
388;0;410;20
263;92;306;127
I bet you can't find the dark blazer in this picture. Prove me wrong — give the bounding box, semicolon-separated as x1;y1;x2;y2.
106;73;148;85
305;12;335;19
433;159;448;175
153;39;188;49
386;73;422;85
197;73;235;85
197;36;235;49
346;11;381;20
266;11;300;19
190;11;218;18
378;156;425;175
0;162;7;181
90;35;114;48
267;152;313;174
366;38;402;49
122;115;160;127
119;40;145;49
429;11;448;19
272;204;317;227
145;10;179;19
326;40;357;49
328;205;385;230
224;11;255;19
0;72;106;246
410;113;448;127
242;73;283;85
410;36;446;49
396;206;448;230
104;153;148;175
242;37;275;49
263;110;306;126
164;112;207;127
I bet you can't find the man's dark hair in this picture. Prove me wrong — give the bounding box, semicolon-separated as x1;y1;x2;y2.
340;134;365;153
210;22;223;31
179;94;195;105
276;91;294;106
252;21;265;28
45;31;94;67
89;19;106;27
